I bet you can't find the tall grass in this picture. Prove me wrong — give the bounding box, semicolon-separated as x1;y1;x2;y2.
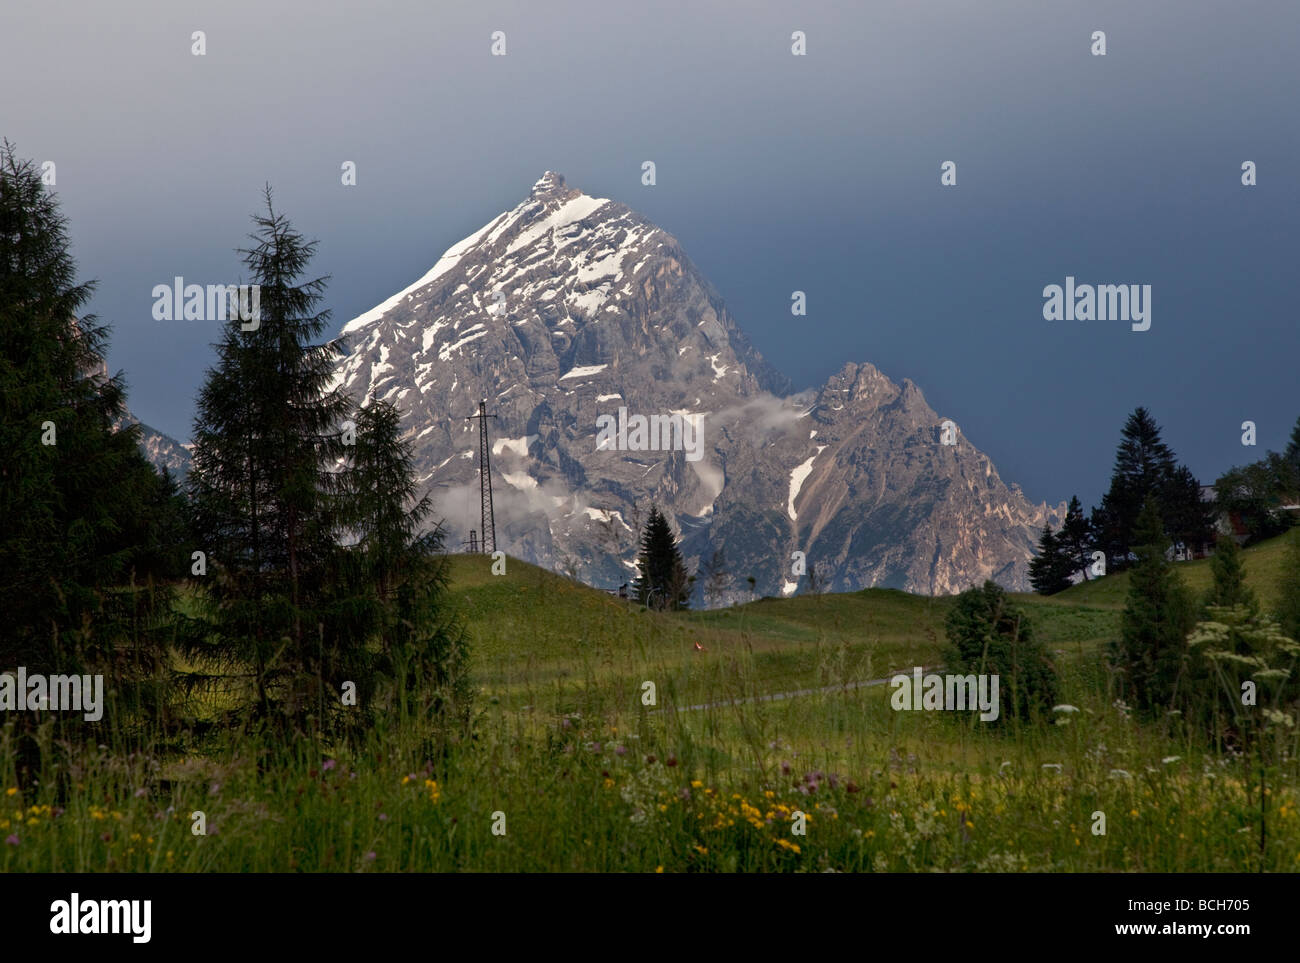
4;573;1297;872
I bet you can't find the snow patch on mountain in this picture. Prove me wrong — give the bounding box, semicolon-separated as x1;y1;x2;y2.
787;446;826;522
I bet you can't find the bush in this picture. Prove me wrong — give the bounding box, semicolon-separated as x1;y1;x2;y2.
943;581;1058;724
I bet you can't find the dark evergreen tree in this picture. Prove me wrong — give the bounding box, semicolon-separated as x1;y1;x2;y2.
1204;534;1257;614
1278;527;1300;649
0;142;180;766
1088;497;1122;574
185;189;355;721
633;506;690;611
130;466;195;581
1097;407;1177;567
1187;529;1299;746
1111;497;1196;716
0;142;165;672
1094;407;1210;567
1059;495;1093;580
1162;463;1214;556
1285;415;1300;476
337;400;470;731
1028;525;1072;595
943;581;1058;724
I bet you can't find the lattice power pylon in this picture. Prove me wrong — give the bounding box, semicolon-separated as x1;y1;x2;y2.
466;400;498;553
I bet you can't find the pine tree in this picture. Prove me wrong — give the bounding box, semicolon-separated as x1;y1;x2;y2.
337;399;470;730
1088;498;1121;574
1112;496;1196;716
1204;534;1257;614
186;189;354;721
1277;527;1300;648
130;467;195;581
1098;407;1177;567
343;401;431;598
1162;463;1214;556
1059;495;1093;580
633;506;690;611
1284;415;1300;476
1095;408;1210;567
1029;525;1071;595
0;142;164;675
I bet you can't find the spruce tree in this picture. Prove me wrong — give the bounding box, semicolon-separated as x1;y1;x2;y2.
1112;496;1196;716
1028;525;1071;595
1059;495;1093;580
337;399;470;729
1285;415;1300;476
1095;407;1209;567
633;506;690;611
1277;527;1300;648
0;142;164;675
1204;534;1257;614
186;189;354;721
1098;407;1177;566
1163;463;1214;556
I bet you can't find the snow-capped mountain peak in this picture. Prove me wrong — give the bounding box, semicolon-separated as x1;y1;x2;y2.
330;173;1060;599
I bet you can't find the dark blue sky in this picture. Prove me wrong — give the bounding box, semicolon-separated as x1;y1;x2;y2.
4;0;1296;511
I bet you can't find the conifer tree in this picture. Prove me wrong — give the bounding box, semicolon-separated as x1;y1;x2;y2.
1277;527;1300;648
1059;495;1093;580
186;189;354;720
1204;534;1257;614
1163;463;1214;556
1028;525;1072;595
1097;408;1176;566
1112;496;1196;716
0;142;164;674
336;399;470;729
1094;408;1210;568
1285;415;1300;476
633;506;690;610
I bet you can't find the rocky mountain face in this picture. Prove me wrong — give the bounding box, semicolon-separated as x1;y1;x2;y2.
330;172;1062;601
81;350;192;481
131;420;192;480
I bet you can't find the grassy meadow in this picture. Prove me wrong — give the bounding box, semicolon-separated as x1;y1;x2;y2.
3;537;1298;873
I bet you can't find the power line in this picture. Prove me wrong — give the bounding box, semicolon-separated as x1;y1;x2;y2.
466;400;497;553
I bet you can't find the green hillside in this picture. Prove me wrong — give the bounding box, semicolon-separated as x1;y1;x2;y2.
1048;533;1293;611
449;554;1127;716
